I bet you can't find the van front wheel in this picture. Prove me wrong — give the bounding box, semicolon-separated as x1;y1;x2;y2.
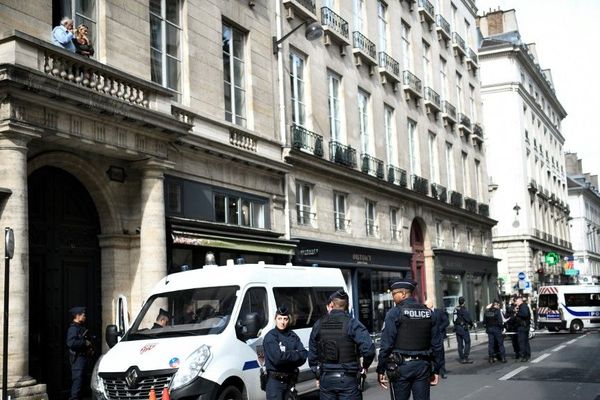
570;320;583;333
217;386;242;400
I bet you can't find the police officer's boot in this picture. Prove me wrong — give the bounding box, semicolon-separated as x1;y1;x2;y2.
488;356;495;364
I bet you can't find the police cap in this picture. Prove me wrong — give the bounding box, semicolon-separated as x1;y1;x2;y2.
458;296;465;305
276;304;290;316
390;278;417;291
158;308;171;318
328;290;349;302
69;306;86;316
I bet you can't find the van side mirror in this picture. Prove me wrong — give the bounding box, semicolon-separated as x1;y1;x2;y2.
236;312;260;340
105;325;119;348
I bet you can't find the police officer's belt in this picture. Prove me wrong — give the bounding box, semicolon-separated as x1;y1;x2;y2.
269;371;295;381
400;355;430;362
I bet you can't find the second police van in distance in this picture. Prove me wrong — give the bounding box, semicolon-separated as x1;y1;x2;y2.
91;261;348;400
536;284;600;333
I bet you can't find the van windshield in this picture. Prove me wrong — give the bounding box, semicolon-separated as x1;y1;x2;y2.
123;286;239;340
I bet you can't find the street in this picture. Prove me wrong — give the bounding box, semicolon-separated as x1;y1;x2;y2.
299;329;600;400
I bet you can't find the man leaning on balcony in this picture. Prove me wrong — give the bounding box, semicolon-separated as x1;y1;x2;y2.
52;17;76;53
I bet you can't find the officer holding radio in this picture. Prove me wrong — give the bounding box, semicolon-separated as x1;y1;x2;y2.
263;305;307;400
308;290;375;400
377;279;440;400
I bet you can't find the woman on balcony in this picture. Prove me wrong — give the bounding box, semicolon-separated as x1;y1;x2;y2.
73;24;94;57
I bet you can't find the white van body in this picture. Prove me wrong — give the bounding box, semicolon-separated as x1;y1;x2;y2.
91;263;347;400
536;285;600;333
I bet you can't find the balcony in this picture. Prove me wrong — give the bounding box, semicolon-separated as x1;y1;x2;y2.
452;32;468;60
457;113;472;136
431;183;447;202
528;179;538;193
329;141;357;168
442;101;457;126
467;48;479;71
321;7;350;53
291;124;323;157
424;87;441;114
472;123;484;145
334;215;352;232
478;203;490;217
296;205;316;226
352;31;378;71
449;190;463;208
361;154;385;179
366;222;379;237
435;15;451;44
402;70;422;102
418;0;435;28
464;197;478;213
387;165;408;188
283;0;317;21
378;52;401;86
411;175;429;195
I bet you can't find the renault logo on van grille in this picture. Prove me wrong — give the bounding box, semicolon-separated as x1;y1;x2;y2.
125;367;140;388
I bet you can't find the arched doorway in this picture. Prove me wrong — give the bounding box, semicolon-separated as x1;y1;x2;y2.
28;166;101;399
410;220;426;301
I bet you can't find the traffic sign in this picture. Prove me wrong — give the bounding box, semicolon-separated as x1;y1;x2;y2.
518;271;526;280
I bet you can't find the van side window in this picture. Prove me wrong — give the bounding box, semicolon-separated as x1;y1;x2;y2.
239;287;268;331
273;287;341;329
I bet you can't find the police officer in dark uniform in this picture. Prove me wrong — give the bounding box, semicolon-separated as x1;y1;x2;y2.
505;297;521;359
308;290;375;400
452;297;474;364
514;296;531;362
377;279;441;400
66;306;94;400
263;305;308;400
483;299;507;363
425;299;449;379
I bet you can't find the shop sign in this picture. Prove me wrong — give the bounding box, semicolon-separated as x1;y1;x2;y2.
352;253;372;263
299;248;319;256
565;269;579;276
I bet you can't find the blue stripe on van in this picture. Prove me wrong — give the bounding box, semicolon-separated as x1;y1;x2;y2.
563;304;594;317
243;360;260;370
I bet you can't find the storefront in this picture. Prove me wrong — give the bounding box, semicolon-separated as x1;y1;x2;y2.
293;238;412;334
434;249;499;322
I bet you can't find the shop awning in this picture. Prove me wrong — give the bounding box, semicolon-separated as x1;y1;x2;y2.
171;230;297;255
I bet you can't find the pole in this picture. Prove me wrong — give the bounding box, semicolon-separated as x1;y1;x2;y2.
3;227;14;400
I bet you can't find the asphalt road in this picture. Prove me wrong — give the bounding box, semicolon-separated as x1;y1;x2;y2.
299;329;600;400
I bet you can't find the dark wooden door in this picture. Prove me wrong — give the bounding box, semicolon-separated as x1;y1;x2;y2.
410;221;426;301
28;167;101;400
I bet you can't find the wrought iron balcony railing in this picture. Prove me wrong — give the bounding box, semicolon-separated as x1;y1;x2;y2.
321;7;349;41
402;70;422;98
378;52;400;81
435;14;451;41
431;183;447;202
296;205;316;225
442;101;457;123
418;0;435;25
458;113;472;133
473;123;483;136
424;87;441;112
291;124;324;157
452;32;467;57
366;222;379;237
450;190;463;207
352;31;377;60
361;154;385;179
464;197;478;213
412;175;429;195
387;165;408;188
467;48;479;69
329;141;357;168
478;203;490;217
283;0;316;17
334;214;351;232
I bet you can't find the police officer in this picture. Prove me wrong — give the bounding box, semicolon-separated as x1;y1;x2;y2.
308;290;375;400
377;280;441;400
505;297;521;359
483;300;507;363
66;306;94;400
263;305;308;400
514;296;531;362
453;297;474;364
425;299;449;379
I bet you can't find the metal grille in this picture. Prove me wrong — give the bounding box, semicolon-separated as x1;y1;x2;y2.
103;373;174;400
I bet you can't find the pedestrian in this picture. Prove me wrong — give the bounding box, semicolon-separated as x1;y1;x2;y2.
263;305;307;400
377;279;441;400
425;299;449;378
452;296;474;364
66;306;94;400
52;17;76;52
505;297;521;359
72;24;94;57
308;290;375;400
514;296;532;362
483;299;507;363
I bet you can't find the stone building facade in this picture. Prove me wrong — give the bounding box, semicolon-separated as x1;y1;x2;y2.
477;9;571;295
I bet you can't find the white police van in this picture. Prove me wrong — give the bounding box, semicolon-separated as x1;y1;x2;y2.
91;262;347;400
537;285;600;333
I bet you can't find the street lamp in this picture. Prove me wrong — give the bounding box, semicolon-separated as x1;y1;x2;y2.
272;20;323;54
513;203;521;216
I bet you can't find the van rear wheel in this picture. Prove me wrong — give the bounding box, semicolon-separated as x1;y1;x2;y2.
570;320;583;333
217;386;242;400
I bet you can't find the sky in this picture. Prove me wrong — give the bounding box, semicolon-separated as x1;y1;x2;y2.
476;0;600;176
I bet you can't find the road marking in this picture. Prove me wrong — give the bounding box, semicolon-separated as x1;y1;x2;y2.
567;338;577;344
531;353;551;363
552;345;566;352
499;366;528;381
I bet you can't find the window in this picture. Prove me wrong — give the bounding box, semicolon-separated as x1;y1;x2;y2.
384;105;398;166
290;52;306;127
456;72;463;113
150;0;181;92
451;3;458;31
328;71;342;142
365;200;377;237
462;152;470;196
166;180;182;214
214;193;265;228
358;89;372;155
466;228;473;252
377;1;388;51
353;0;365;31
401;21;412;71
436;220;444;247
469;85;476;121
439;57;448;100
223;23;246;126
55;0;98;52
451;225;459;249
428;132;439;183
334;192;349;231
465;19;472;47
238;287;268;339
273;287;339;329
296;182;314;225
475;160;482;201
446;142;455;189
390;207;400;240
408;119;419;175
422;41;432;88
